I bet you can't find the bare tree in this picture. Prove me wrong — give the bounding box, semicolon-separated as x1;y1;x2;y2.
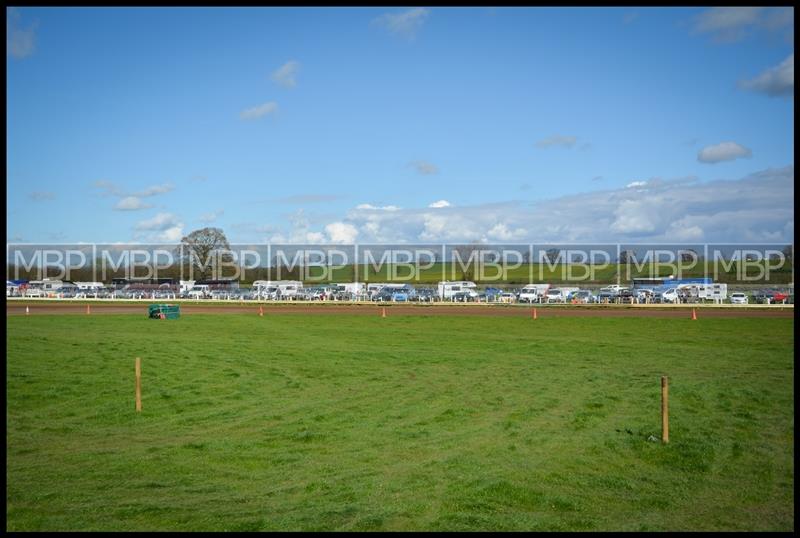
177;227;232;280
544;248;561;264
679;249;698;263
618;249;635;264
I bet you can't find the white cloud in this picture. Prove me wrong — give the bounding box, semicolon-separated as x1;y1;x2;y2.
356;204;401;211
133;213;185;242
409;160;439;175
373;8;430;39
199;209;224;223
7;8;36;59
626;181;647;189
305;232;326;244
137;183;174;197
157;226;184;242
135;212;182;231
94;180;174;198
114;196;153;211
428;200;451;208
290;166;793;244
240;101;278;120
535;135;578;149
698;141;752;163
94;179;124;197
325;222;359;244
256;167;793;245
693;7;793;43
739;53;794;98
271;60;300;88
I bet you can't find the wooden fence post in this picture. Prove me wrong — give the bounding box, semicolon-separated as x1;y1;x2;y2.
135;357;142;412
661;375;669;443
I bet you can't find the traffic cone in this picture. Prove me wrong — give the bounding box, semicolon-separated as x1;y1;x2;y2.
87;304;91;315
691;308;697;320
532;307;538;320
382;307;386;318
25;305;29;316
259;305;264;317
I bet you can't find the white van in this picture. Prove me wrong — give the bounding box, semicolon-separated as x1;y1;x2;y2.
186;285;210;299
335;282;366;295
518;284;548;303
545;288;568;303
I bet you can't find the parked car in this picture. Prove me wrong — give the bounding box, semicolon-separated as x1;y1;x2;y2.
729;292;749;305
617;288;635;303
23;288;45;298
518;285;542;303
660;288;680;304
482;287;503;302
303;287;327;301
572;290;595;304
498;292;517;304
596;287;619;303
416;288;437;302
544;288;567;304
452;291;477;302
751;290;787;304
636;289;655;303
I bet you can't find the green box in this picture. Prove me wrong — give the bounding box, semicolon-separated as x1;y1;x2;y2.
148;304;181;319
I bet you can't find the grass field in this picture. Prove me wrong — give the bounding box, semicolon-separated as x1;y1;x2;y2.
6;313;794;531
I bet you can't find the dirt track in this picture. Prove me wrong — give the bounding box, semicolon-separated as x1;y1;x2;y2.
6;302;795;318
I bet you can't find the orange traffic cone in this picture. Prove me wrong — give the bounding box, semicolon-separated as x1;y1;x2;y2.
532;308;538;320
87;304;91;315
382;307;386;318
691;308;697;320
259;305;264;317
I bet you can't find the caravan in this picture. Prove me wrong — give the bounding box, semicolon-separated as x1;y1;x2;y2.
437;281;478;301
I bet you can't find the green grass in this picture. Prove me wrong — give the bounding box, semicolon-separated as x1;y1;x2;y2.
6;313;794;531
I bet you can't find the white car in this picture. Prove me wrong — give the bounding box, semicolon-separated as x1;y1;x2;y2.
545;288;567;303
660;288;679;304
730;292;749;305
518;286;540;303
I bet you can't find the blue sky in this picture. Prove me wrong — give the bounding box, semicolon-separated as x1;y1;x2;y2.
6;7;794;244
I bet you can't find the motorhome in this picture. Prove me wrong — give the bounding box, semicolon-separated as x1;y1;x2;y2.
75;281;105;290
335;282;366;299
31;279;65;293
437;281;478;301
179;280;196;294
252;280;303;299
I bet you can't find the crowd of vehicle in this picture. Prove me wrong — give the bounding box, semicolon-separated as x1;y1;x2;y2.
6;278;794;305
